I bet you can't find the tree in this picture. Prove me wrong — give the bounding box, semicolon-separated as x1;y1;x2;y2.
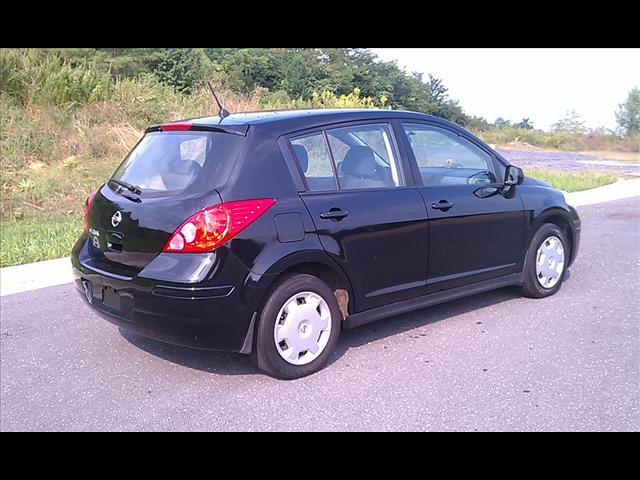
616;87;640;136
515;118;534;130
494;117;511;127
50;48;473;124
202;48;470;123
154;48;209;94
552;109;586;134
464;115;491;131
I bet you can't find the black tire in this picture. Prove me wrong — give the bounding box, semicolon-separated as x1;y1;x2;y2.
519;223;569;298
253;274;341;379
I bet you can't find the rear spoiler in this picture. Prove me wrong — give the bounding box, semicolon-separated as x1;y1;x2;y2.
146;122;249;136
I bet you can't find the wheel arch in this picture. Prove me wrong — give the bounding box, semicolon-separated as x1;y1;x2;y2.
249;249;355;322
278;261;352;320
530;207;575;262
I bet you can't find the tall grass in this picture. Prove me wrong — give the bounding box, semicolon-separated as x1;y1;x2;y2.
0;49;113;107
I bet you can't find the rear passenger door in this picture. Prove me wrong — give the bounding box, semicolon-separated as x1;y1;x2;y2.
289;122;429;312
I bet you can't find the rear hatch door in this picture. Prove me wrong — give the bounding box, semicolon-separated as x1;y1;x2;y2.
85;128;245;276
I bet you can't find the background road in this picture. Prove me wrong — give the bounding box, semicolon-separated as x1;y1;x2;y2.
1;198;639;431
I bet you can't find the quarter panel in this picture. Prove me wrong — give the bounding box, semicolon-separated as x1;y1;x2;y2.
217;131;298;201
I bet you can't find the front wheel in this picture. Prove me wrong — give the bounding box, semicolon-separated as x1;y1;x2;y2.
253;274;341;379
519;223;569;298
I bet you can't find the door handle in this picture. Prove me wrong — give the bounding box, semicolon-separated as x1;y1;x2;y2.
431;200;454;211
320;208;349;220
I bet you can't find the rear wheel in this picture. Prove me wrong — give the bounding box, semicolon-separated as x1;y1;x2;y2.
253;274;341;379
519;223;569;298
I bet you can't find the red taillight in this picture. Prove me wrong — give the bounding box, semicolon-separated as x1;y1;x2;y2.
160;122;192;131
163;198;276;253
83;191;96;233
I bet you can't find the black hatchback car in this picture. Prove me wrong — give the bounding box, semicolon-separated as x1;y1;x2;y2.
72;109;581;379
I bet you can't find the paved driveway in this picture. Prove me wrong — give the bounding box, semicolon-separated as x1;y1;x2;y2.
1;198;638;431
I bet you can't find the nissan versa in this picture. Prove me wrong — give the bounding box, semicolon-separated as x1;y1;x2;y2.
72;109;581;379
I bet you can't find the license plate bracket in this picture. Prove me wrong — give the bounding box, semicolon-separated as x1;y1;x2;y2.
102;286;121;310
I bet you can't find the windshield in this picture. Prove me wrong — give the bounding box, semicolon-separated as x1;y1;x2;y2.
111;131;242;195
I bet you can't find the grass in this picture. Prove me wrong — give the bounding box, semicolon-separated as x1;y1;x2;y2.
0;214;81;267
525;168;619;192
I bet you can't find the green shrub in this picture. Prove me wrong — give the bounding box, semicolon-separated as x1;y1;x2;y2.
154;48;209;94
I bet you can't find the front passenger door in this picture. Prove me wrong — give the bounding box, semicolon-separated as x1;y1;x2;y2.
401;122;526;292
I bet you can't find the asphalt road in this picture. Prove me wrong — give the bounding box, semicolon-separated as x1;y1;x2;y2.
1;198;639;431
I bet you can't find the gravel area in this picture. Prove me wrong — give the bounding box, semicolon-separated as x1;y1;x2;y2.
498;149;640;176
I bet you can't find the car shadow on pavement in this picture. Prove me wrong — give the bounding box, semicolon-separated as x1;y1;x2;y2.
119;286;522;377
120;330;263;376
329;286;521;366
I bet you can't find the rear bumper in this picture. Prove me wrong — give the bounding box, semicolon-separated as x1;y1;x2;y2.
71;237;261;352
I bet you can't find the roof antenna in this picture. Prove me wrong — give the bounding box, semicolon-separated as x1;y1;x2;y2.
206;80;231;119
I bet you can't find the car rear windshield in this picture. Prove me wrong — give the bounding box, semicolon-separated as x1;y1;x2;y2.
110;130;243;195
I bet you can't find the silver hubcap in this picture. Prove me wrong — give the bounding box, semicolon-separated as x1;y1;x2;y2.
274;291;332;366
535;235;565;289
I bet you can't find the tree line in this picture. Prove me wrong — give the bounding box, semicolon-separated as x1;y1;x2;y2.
41;48;640;137
57;48;472;125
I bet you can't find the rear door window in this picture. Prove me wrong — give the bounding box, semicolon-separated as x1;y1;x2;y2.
326;123;403;190
290;132;338;191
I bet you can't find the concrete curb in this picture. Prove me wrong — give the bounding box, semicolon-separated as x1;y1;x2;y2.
564;178;640;207
1;257;74;297
1;179;638;297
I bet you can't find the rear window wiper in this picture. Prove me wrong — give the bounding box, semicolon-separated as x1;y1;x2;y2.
109;178;142;196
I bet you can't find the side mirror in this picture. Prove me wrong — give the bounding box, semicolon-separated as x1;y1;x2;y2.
505;165;524;186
